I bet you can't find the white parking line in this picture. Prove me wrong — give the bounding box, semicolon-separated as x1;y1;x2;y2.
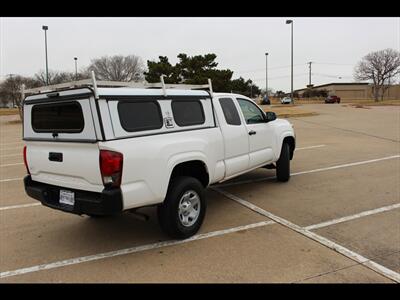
0;144;323;154
1;154;399;280
1;153;398;196
1;199;399;279
0;220;275;279
212;188;400;283
291;155;400;176
217;154;400;188
0;144;322;157
0;178;22;183
0;146;23;151
305;203;400;230
0;154;22;158
296;144;326;151
0;142;320;158
0;142;23;146
0;163;24;167
0;203;40;211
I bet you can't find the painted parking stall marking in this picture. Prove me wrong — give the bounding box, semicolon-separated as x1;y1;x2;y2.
304;203;400;230
0;142;24;146
0;154;23;158
1;148;399;281
0;147;23;151
217;154;400;188
1;201;399;279
212;187;400;283
0;203;41;211
295;144;326;151
0;163;24;167
0;220;276;279
1;153;399;205
0;178;23;183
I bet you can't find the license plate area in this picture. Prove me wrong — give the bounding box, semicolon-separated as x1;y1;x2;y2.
59;189;75;207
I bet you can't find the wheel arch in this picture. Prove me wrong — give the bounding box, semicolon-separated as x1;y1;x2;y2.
283;136;295;160
166;155;210;191
277;133;295;160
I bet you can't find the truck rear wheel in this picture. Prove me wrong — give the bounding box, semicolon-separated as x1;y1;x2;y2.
157;176;206;239
276;142;290;182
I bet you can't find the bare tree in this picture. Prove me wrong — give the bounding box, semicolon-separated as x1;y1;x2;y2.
354;48;400;101
87;55;145;82
0;75;40;119
34;70;78;86
0;95;9;108
261;88;274;97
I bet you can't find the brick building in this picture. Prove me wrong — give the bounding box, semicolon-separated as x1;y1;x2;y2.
294;83;400;100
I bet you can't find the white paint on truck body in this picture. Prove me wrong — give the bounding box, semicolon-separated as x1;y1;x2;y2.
23;88;295;211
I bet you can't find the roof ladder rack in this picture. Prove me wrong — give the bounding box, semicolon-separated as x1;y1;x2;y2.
160;75;167;97
91;71;99;99
207;78;214;98
21;73;215;97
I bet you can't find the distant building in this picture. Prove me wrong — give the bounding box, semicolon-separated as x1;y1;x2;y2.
294;82;400;100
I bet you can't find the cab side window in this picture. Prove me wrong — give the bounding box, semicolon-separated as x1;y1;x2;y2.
237;99;265;124
219;97;241;126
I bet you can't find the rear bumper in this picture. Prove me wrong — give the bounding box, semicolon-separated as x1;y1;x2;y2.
24;175;123;216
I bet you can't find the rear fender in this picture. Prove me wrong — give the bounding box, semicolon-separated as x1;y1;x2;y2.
160;152;209;199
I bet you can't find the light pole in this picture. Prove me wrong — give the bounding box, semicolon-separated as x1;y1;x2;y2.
42;25;49;85
286;19;293;103
74;57;78;80
265;52;268;97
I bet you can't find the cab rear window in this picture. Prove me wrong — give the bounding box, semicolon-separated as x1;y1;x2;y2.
31;101;84;133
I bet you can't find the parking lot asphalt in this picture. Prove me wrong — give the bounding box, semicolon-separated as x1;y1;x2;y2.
0;104;399;283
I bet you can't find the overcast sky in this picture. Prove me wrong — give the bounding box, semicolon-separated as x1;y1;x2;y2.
1;17;399;92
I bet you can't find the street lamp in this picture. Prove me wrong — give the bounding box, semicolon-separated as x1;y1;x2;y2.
74;57;78;80
286;19;294;103
42;25;49;85
265;52;268;97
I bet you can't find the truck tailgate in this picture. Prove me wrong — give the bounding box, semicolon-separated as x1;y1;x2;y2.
23;92;105;193
26;141;104;192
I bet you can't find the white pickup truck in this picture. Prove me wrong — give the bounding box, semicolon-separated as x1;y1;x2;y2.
22;82;296;239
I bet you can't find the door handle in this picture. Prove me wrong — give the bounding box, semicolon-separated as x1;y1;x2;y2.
248;130;257;136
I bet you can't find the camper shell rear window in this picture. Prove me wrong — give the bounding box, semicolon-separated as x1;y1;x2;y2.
31;101;84;133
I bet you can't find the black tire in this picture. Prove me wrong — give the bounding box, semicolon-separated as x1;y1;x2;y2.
86;214;108;218
276;142;290;182
157;176;206;239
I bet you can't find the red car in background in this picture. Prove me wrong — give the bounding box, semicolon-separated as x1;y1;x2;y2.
325;95;341;103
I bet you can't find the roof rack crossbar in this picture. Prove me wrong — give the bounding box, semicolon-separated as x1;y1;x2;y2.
22;73;215;97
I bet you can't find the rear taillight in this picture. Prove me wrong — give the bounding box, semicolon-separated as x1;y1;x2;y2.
99;150;123;188
23;145;30;174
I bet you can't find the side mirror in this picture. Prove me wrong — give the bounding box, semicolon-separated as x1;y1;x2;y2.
265;111;277;122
